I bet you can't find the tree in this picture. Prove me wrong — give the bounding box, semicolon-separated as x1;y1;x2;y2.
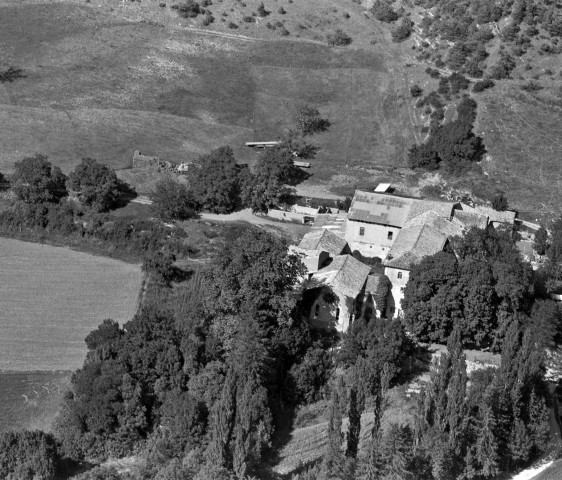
533;225;548;256
491;193;508;211
548;216;562;263
67;158;122;212
293;104;331;136
152;176;199;221
142;250;176;284
188;146;249;214
346;386;361;458
11;154;67;204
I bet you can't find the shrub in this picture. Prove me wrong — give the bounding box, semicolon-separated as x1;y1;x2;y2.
293;104;331;136
279;26;290;36
257;1;268;17
0;66;25;83
326;29;352;46
392;17;413;42
202;11;214;25
278;6;286;14
176;0;201;18
449;72;470;94
371;0;398;23
472;79;495;92
410;84;423;97
228;21;238;29
243;15;254;22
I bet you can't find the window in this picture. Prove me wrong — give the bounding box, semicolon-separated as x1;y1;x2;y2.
359;227;365;236
315;304;320;318
397;271;402;279
388;231;393;240
400;287;405;293
335;308;340;321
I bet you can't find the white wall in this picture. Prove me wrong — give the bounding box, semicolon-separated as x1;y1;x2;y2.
384;267;409;318
345;220;400;258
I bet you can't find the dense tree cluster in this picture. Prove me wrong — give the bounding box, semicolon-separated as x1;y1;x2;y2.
408;95;485;173
55;229;336;478
392;17;414;42
401;225;562;351
0;431;60;480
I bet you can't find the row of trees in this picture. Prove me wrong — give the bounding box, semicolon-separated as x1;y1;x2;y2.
300;319;550;480
8;154;126;212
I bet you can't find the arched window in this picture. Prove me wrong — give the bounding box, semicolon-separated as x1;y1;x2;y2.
397;271;402;279
315;303;320;318
335;308;340;320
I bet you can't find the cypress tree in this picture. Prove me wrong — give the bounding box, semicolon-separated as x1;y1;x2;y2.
346;386;361;458
474;403;499;478
206;369;237;469
382;424;413;480
323;386;345;479
446;327;467;454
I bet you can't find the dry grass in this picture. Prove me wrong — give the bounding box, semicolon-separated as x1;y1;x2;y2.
273;385;416;475
0;237;142;371
0;0;420;188
0;371;70;433
474;83;562;222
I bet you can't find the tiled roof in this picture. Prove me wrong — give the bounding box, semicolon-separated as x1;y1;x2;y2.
384;212;463;270
348;191;413;227
311;213;347;236
298;229;349;256
459;203;517;225
348;190;456;228
310;255;371;299
452;210;488;230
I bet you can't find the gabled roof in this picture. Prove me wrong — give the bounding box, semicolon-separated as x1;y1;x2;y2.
348;191;413;227
298;229;349;256
310;255;371;299
347;190;456;228
384;212;463;270
459;203;517;225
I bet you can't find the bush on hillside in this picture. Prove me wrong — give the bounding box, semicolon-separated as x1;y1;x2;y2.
410;84;423;97
491;192;508;211
326;29;352;46
371;0;398;23
392;17;413;42
0;66;25;83
176;0;201;17
472;78;495;92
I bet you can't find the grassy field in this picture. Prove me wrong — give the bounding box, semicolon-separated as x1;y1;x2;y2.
0;0;419;189
0;371;70;433
0;237;142;371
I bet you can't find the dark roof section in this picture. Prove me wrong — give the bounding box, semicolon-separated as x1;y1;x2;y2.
310;255;371;299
